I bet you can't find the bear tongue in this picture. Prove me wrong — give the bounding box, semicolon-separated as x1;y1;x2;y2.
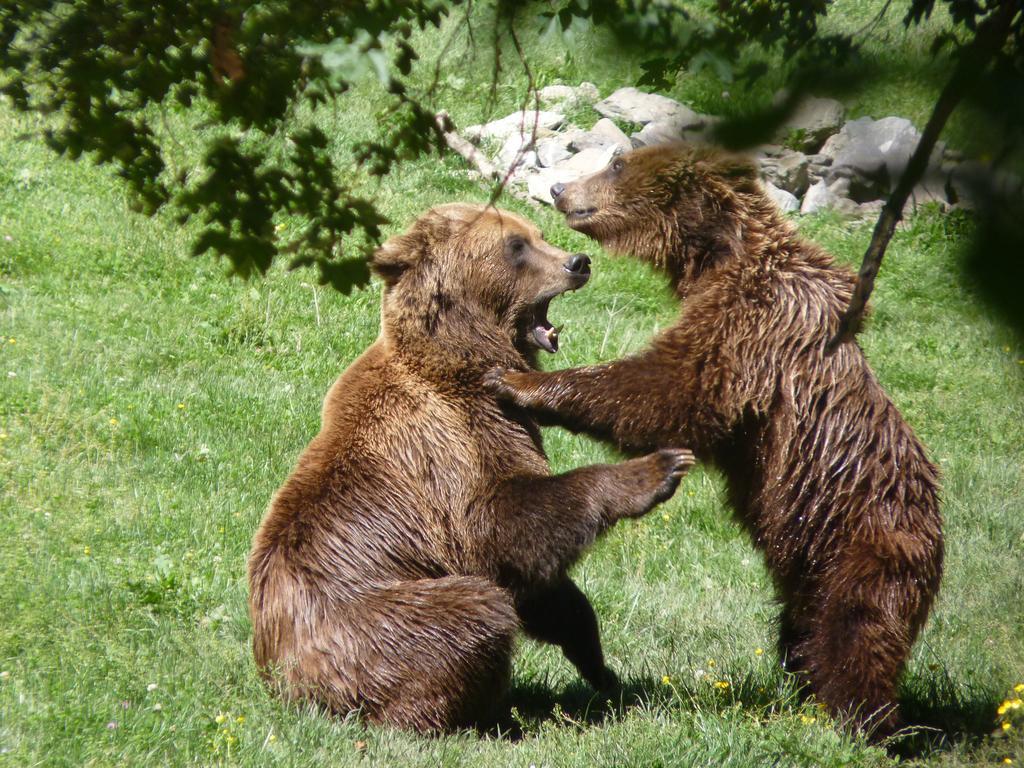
532;322;559;353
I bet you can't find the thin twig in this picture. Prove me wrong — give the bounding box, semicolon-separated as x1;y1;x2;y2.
485;8;539;206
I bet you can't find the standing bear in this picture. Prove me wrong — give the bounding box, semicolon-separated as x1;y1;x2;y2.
489;144;943;736
248;203;694;732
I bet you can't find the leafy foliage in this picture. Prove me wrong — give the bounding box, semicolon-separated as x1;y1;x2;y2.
1;0;1023;307
0;0;451;292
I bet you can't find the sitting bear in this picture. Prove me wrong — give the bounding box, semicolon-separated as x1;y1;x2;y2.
248;203;694;732
489;145;943;736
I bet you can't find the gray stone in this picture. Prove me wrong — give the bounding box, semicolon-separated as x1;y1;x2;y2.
465;110;565;143
577;82;600;104
537;85;576;110
857;200;884;219
800;179;830;214
535;134;577;168
820;116;941;198
496;132;541;170
537;81;600;112
631;119;684;146
570;118;632;154
775;96;845;151
526;146;617;205
630;112;719;147
800;178;858;215
759;150;810;196
764;182;799;213
594;87;704;126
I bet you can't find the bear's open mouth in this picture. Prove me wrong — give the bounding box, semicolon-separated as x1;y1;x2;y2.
530;297;560;353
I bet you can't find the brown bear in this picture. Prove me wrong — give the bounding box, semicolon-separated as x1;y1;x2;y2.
488;144;944;737
247;203;695;733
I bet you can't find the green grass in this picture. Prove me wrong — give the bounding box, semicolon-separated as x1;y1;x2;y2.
2;3;1024;766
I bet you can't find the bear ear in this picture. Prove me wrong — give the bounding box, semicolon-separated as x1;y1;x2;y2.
370;231;422;286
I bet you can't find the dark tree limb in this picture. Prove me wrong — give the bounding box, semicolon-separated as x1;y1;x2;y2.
827;0;1020;352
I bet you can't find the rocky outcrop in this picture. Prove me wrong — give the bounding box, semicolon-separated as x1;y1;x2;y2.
445;86;1007;218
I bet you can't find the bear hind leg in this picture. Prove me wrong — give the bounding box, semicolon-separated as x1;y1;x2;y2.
517;577;618;692
796;577;920;738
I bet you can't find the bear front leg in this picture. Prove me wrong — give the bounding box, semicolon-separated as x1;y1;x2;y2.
485;355;695;454
516;578;618;692
468;449;695;589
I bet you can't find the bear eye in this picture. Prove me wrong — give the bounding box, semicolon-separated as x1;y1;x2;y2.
611;158;625;173
504;236;528;263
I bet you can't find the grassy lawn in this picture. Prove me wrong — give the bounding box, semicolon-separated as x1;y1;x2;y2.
2;4;1023;766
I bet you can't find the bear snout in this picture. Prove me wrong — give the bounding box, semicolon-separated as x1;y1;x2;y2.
564;254;591;276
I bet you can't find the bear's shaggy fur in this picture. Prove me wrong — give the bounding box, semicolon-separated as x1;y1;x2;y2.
248;203;694;732
491;144;944;736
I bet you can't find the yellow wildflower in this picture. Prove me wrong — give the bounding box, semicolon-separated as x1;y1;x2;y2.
1004;759;1013;765
714;681;730;690
83;546;91;556
755;648;764;657
177;403;185;410
707;658;716;668
235;715;245;724
662;513;670;521
7;338;14;344
268;734;276;743
800;714;817;725
662;675;672;686
109;418;118;426
999;702;1009;716
1015;684;1024;693
1002;722;1012;731
214;713;227;724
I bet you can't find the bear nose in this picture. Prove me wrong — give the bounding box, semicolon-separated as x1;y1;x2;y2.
550;182;566;199
564;253;591;275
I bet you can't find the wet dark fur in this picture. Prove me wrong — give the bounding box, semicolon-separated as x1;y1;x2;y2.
247;203;694;732
490;144;944;737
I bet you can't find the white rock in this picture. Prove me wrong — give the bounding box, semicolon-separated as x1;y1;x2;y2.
631;113;719;146
496;132;540;170
821;116;935;186
537;82;600;111
632;119;683;146
537;85;577;110
764;182;799;213
800;180;829;213
526;146;617;205
800;178;858;215
536;135;576;168
594;87;703;126
577;82;600;103
464;111;565;143
570;118;632;154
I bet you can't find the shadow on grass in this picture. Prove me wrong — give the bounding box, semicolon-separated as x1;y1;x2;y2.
483;668;803;741
483;667;1005;762
890;677;1003;761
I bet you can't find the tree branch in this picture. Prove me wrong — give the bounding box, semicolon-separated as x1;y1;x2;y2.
827;0;1020;352
435;111;497;179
